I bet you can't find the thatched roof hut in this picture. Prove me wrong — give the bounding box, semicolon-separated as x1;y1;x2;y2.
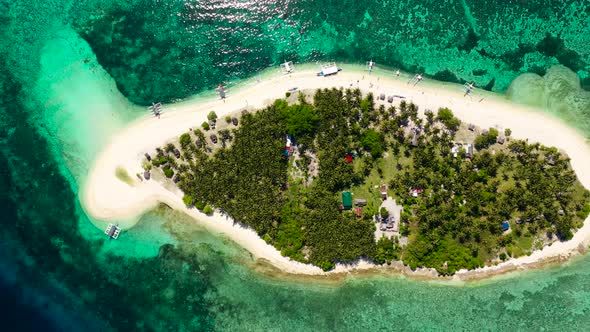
144;170;150;180
232;117;238;126
210;134;218;144
144;153;151;161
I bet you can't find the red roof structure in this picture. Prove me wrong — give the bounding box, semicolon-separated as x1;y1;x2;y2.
345;154;353;163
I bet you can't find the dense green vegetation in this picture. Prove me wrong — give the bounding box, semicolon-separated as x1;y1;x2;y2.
147;88;590;275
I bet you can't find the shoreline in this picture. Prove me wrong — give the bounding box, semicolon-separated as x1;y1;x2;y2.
81;65;590;282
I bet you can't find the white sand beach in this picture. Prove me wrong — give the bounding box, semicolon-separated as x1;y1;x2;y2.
81;66;590;279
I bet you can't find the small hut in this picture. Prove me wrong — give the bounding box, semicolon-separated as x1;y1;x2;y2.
482;129;489;136
380;184;388;199
173;175;181;183
173;149;181;158
411;131;419;147
344;153;353;163
342;192;353;210
354;198;367;206
143;170;150;180
379;93;385;100
387;96;394;103
465;144;474;158
210;134;218;144
232;117;238;126
497;136;506;144
501;221;510;231
196;140;203;148
144;153;152;161
451;145;460;158
410;188;423;197
468;123;476;131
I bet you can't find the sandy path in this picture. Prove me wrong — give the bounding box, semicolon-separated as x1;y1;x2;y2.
81;66;590;279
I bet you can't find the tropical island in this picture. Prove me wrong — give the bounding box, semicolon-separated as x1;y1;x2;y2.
143;87;590;275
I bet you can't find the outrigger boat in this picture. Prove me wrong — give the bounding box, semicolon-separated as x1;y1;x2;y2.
316;62;341;77
104;223;121;239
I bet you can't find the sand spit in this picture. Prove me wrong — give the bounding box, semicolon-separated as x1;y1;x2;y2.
82;66;590;281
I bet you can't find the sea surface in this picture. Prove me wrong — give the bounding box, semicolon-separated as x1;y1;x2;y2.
1;0;590;330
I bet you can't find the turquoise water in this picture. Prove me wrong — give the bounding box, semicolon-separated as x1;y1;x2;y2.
1;0;590;330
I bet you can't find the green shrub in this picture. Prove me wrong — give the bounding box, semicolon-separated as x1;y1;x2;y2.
361;129;384;158
281;103;319;138
285;92;291;98
203;205;214;215
182;195;194;206
505;128;512;137
474;128;499;150
207;111;218;121
179;133;191;148
163;167;174;178
151;156;168;167
319;260;335;271
225;115;232;123
195;201;205;211
201;122;210;131
437;107;460;131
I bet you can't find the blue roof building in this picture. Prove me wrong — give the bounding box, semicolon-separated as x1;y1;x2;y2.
501;221;510;231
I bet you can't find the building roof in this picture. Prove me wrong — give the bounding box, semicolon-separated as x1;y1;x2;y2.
411;132;419;146
342;191;353;209
354;198;367;206
501;221;510;231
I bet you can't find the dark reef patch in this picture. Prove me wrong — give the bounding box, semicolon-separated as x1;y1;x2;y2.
501;43;535;71
458;28;480;52
472;69;488;76
432;69;461;83
0;59;217;330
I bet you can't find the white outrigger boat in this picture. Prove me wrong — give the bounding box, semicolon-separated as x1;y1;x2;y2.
104;223;121;239
316;62;341;77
